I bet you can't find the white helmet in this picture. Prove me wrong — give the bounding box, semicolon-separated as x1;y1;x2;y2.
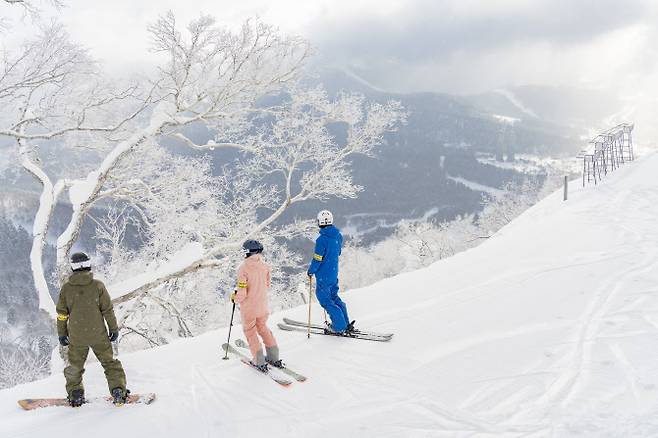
317;210;333;227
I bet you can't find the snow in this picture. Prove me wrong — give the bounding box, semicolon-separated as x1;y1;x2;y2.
18;149;57;316
339;67;388;93
67;171;101;207
448;175;504;196
493;114;521;125
4;153;658;436
493;89;538;119
475;153;581;176
56;101;173;256
108;242;204;300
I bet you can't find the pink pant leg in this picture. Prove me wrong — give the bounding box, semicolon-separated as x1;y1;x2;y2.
241;317;263;360
255;315;277;348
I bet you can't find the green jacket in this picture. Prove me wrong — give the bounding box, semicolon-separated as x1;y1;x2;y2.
56;271;118;346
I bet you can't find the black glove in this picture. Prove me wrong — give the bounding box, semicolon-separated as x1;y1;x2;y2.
58;336;69;346
108;331;119;342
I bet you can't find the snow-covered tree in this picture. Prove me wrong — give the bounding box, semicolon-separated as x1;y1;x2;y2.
1;0;64;31
341;177;552;291
476;178;543;237
340;215;479;290
0;23;150;315
1;12;405;336
95;83;403;347
0;333;51;389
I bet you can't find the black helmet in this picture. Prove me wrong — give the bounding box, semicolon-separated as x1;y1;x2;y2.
242;239;263;258
70;252;91;271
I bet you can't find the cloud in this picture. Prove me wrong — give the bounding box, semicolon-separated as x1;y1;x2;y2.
3;0;657;139
307;0;653;93
319;0;647;58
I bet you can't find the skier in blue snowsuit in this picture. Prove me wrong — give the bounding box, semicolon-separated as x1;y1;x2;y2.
307;210;354;334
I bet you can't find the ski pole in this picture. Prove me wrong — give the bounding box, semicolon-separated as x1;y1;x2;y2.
223;299;237;360
308;275;313;339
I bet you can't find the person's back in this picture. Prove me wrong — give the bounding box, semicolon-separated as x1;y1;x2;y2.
313;225;343;283
231;240;281;369
57;252;127;406
235;254;271;317
59;271;117;346
307;210;353;333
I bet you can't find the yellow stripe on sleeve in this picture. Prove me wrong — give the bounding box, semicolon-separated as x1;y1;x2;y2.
237;281;247;289
57;313;69;321
313;254;323;261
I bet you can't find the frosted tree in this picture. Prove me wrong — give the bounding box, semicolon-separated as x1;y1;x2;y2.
1;0;64;30
340;215;479;290
0;14;310;316
340;178;551;291
86;32;403;347
0;333;51;389
105;84;405;314
2;12;405;332
0;23;150;316
0;346;50;388
393;215;482;266
2;0;63;13
476;179;543;237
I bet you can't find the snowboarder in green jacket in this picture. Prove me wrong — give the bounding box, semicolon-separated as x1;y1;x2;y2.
56;252;128;406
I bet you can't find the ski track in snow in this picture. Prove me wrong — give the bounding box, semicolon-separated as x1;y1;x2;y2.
5;153;658;436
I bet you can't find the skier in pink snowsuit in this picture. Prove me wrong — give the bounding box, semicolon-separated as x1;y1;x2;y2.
230;240;281;370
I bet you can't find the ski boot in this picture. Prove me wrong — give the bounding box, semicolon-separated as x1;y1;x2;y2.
266;358;285;368
345;320;357;334
265;346;284;369
111;387;129;406
68;389;85;407
324;322;346;336
251;350;269;373
250;362;269;373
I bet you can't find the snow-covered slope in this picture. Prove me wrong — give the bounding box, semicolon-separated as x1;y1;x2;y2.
4;153;658;437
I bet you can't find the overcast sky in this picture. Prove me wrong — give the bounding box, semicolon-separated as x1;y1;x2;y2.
2;0;655;95
3;0;658;137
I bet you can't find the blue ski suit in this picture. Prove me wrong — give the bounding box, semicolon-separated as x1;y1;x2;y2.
307;225;350;331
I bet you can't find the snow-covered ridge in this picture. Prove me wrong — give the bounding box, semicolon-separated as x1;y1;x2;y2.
3;153;658;437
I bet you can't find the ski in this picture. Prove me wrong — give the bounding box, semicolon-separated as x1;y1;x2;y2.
277;323;392;342
17;393;156;410
234;339;307;382
222;343;292;386
282;317;393;339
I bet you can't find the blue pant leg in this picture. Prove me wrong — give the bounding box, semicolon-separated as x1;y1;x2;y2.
330;280;349;325
316;280;348;331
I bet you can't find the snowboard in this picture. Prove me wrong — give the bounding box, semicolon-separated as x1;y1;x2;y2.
17;393;156;410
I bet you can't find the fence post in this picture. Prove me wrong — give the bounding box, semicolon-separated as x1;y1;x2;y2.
563;176;568;201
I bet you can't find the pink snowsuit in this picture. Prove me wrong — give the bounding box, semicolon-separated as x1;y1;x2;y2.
234;254;277;361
